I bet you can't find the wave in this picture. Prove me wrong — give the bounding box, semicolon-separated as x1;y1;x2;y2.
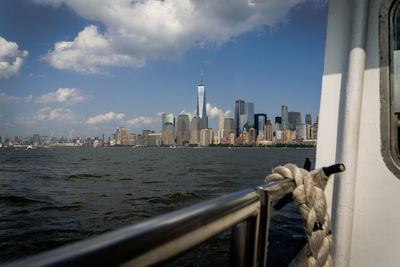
148;192;201;205
67;174;102;179
0;195;46;204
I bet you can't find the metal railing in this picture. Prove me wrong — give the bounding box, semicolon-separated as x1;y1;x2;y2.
6;179;296;267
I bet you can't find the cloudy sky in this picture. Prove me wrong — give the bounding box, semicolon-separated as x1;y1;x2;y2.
0;0;327;138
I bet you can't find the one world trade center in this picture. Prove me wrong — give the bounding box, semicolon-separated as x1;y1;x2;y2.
196;79;208;129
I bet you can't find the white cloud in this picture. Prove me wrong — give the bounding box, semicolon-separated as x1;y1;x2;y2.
126;116;159;126
206;103;231;119
0;89;32;103
36;0;319;73
0;36;28;79
36;107;78;121
86;111;125;124
35;88;86;105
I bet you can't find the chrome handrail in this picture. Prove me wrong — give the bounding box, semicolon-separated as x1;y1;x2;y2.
5;179;296;267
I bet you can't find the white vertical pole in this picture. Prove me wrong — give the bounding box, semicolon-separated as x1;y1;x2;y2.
332;0;369;266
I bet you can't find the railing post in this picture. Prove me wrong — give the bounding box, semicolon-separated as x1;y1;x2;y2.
255;186;272;267
229;216;258;267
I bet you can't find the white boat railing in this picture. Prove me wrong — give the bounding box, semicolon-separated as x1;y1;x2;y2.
5;179;296;267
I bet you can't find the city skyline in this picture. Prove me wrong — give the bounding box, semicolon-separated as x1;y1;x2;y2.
0;1;327;138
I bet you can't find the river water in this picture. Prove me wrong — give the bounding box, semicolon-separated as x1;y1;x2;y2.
0;147;315;266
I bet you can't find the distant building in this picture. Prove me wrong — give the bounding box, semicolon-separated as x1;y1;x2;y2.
190;116;202;145
219;110;224;131
265;120;274;141
197;82;208;129
281;105;288;130
116;127;126;145
218;110;224;144
254;113;267;139
235;100;245;136
122;134;136;146
142;130;154;146
162;113;175;126
296;123;307;142
305;113;312;125
161;123;175;146
224;118;235;131
307;124;314;140
148;133;161;146
136;134;144;146
176;113;191;146
248;128;256;144
200;128;213;146
288;112;302;131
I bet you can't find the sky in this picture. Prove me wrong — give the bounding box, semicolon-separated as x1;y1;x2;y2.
0;0;328;139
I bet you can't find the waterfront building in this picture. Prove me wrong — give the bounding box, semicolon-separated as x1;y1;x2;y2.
275;116;282;132
312;122;318;140
276;130;282;141
307;124;314;140
189;116;202;145
288;112;302;131
228;131;236;145
200;128;213;146
248;128;256;144
122;134;136;146
281;105;288;130
148;133;161;146
176;113;191;146
116;127;126;145
296;123;307;142
161;123;175;146
235;100;245;136
218;110;224;144
136;134;143;146
265;120;274;141
143;130;154;146
224;118;235;131
197;82;208;129
254;113;267;139
305;113;312;125
162;113;175;127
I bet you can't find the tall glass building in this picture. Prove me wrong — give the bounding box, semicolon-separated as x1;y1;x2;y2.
235;100;245;136
254;114;267;137
281;105;288;130
197;84;208;129
288;112;302;131
244;102;254;130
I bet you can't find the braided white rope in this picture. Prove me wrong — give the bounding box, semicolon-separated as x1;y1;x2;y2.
265;164;333;267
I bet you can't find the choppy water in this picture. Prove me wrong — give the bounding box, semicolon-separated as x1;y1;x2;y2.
0;147;315;266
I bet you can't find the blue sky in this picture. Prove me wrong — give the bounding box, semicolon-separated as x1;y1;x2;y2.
0;0;327;138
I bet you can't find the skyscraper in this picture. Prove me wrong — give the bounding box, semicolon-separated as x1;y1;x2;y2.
288;112;302;131
176;113;191;146
162;113;175;126
224;118;235;131
219;110;224;131
281;105;288;130
254;113;267;138
305;113;312;125
244;102;254;130
197;81;208;129
190;115;203;145
235;100;245;136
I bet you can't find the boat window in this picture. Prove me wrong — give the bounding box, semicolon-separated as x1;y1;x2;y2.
380;0;400;176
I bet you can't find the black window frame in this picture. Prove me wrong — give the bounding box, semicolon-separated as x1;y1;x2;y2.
380;0;400;177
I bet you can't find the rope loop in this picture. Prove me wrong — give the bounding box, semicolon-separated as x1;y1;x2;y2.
265;163;334;267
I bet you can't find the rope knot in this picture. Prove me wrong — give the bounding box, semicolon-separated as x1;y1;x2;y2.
265;163;339;267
